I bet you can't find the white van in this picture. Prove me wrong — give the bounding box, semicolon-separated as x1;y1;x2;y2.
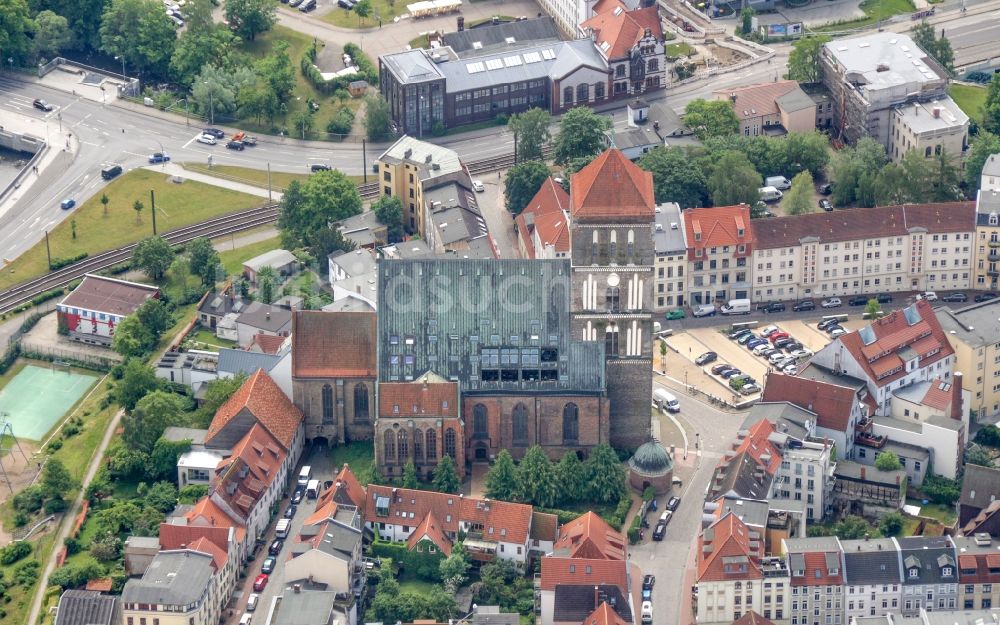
692;304;717;318
641;601;653;625
765;175;792;190
759;186;783;202
298;466;311;486
239;614;253;625
246;594;260;612
653;389;680;413
276;518;291;538
306;479;320;499
721;298;752;315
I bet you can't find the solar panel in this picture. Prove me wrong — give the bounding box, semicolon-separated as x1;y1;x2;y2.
503;55;522;67
523;52;541;63
541;48;556;60
466;62;484;73
486;58;504;70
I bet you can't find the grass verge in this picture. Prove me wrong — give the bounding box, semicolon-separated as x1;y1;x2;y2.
330;441;376;485
321;0;407;28
949;84;986;121
0;169;262;292
812;0;915;32
217;236;283;278
181;163;363;191
666;42;694;58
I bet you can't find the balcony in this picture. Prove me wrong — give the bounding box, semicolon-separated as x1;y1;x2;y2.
855;417;873;434
855;432;888;449
989;240;1000;248
989;269;1000;277
989;251;1000;262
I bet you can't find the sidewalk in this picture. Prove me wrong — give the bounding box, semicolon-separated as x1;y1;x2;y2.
153;163;281;201
0;110;79;222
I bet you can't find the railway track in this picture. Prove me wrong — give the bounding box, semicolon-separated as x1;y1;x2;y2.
0;146;536;315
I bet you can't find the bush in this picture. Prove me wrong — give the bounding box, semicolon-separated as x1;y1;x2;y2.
48;253;88;271
0;344;18;376
44;496;68;515
343;43;378;83
0;542;32;565
13;511;28;527
31;286;68;305
326;106;355;136
46;439;63;451
64;537;81;556
12;486;45;515
921;474;961;505
13;560;40;587
18;311;45;334
62;423;81;438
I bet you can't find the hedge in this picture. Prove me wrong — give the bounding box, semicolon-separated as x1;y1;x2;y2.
50;252;88;271
370;536;443;581
31;287;66;306
299;44;376;95
18;310;46;334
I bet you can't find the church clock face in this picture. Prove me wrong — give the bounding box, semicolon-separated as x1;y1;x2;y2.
607;273;620;287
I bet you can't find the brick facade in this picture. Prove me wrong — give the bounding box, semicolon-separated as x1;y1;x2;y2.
293;378;376;444
377;417;466;479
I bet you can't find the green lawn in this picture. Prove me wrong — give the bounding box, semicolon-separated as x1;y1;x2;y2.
322;1;408;28
0;169;262;292
330;441;376;485
398;570;439;594
666;42;694;58
218;236;283;278
181;163;364;191
812;0;915;32
187;326;237;350
906;499;957;525
949;84;987;121
409;34;430;49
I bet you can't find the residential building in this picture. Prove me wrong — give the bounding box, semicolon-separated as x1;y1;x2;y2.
653;202;687;310
242;248;298;285
375;136;465;235
783;536;845;625
56;274;159;346
163;427;221;488
888;98;969;163
960;500;1000;536
379;39;609;135
423;175;497;258
55;590;117;625
538;557;640;625
819;32;950;152
810;300;956;415
155;349;220;394
853;436;930;485
264;587;355;625
123;536;160;576
958;464;1000;527
122;549;221;625
713;81;817;137
515;178;571;260
364;485;536;565
841;538;902;622
607;98;695;160
981;153;1000;192
335;210;389;249
291;311;377;444
830;461;905;517
159;497;247;569
894;536;958;616
973;188;1000;290
327;248;379;309
938;295;1000;417
706;419;781;503
197;290;238;330
771;438;835;522
552;511;626;560
580;0;666;97
535;0;587;37
955;533;1000;610
568;149;656;449
583;602;631;625
750;203;975;302
684;204;754;305
234;301;292;347
285;502;364;595
856;608;1000;625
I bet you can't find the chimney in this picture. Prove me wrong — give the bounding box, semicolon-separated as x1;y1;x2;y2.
951;372;963;420
294;584;301;593
860;467;866;480
594;585;599;608
896;474;901;485
933;107;941;118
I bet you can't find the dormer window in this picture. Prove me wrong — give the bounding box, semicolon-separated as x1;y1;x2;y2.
941;567;952;577
738;228;745;237
991;213;999;226
909;568;919;578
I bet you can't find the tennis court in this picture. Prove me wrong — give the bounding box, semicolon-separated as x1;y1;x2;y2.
0;364;98;441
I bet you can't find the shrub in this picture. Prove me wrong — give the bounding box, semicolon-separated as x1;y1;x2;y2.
13;560;40;587
18;311;45;334
13;511;28;527
44;496;68;515
12;485;45;515
64;537;81;556
48;253;88;271
31;286;68;305
326;106;355;136
62;423;80;438
0;542;31;565
47;439;63;451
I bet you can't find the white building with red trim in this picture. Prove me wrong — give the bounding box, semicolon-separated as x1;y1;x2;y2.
55;274;160;346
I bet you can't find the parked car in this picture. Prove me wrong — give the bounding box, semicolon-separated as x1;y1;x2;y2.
291;487;304;503
299;0;316;10
740;383;761;395
819;199;833;211
824;323;844;334
782;341;803;352
759;325;780;337
203;127;226;138
830;327;847;337
695;352;717;365
921;291;938;302
666;497;680;511
711;363;733;375
760;348;779;358
941;293;968;302
737;332;758;345
60;198;76;210
642;574;655;600
652;522;667;541
746;338;768;349
720;368;743;379
692;304;717;317
790;348;813;359
729;328;753;340
768;351;788;364
876;293;893;304
818;183;832;195
753;343;773;355
471;180;485;192
818;318;841;330
821;298;842;308
849;296;870;306
665;308;686;320
284;504;297;519
781;363;799;374
197;133;217;145
769;331;790;344
226;140;245;150
253;574;269;591
247;594;260;613
148;152;171;163
763;302;786;313
975;292;998;302
793;300;816;312
268;539;283;556
261;557;276;574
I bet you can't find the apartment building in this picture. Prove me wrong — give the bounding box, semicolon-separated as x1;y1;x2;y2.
811;300;955;415
750;203;975;302
938;296;1000;418
771;439;835;522
653;202;687;310
696;512;773;624
981;154;1000;192
580;0;666;97
895;536;958;616
784;537;845;625
955;533;1000;611
515;178;571;260
888;98;969;163
122;550;222;625
375;136;466;236
684;204;754;305
714;80;817;137
842;538;903;622
972;188;1000;290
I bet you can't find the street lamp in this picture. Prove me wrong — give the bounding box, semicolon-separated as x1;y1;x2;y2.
115;54;126;81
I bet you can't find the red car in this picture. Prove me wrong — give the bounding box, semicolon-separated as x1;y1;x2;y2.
253;573;269;591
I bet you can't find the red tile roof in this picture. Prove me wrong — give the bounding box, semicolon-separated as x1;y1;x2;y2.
304;500;340;527
207;369;303;450
378;381;460;418
835;300;954;388
584;601;631;625
754;202;975;250
58;274;159;316
316;463;366;509
539;557;629;591
792;552;844;587
696;512;764;582
407;511;453;555
515;179;570;258
531;511;560;543
212;423;286;519
684;205;753;256
570;149;655;223
291;310;377;378
920;378;954;412
365;485;534;545
581;4;662;59
164;498;246;543
85;578;114;592
956;548;1000;585
187;536;228;571
732;611;777;625
249;333;287;355
714;81;803;120
554;511;626;560
761;374;858;432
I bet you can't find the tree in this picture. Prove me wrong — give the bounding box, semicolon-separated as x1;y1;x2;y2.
149;438;191;482
145;481;179;512
432;455;461;494
132;236;174;281
875;451;903;471
112;315;155;358
740;6;754;34
372;195;405;242
116;359;160;412
985;75;1000;136
964;445;994;468
878;511;904;537
508;108;551;162
192;64;255;121
136;298;172;340
224;0;276;41
964;132;1000;193
439;542;470;593
179;484;209;504
585;444;625;504
292;110;314;139
976;424;1000;448
864;298;881;318
921;474;961;504
834;515;873;540
89;533;123;561
100;193;110;216
354;0;372;24
708;151;761;207
187;237;221;287
133;200;143;223
365;95;393;141
279;171;363;251
484;449;519;502
42;459;75;498
37;0;105;52
787;36;831;84
123;391;185;453
874;163;910;206
402;461;419;489
257;265;277;304
684;99;740;140
33;10;73;59
555;451;585;505
830;137;887;206
0;0;34;66
169;10;237;86
911;21;953;75
100;0;177;78
504;161;551;215
326;105;356;136
637;146;708;208
309;227;356;269
783;131;831;176
784;170;814;215
553;107;611;164
191;374;246;427
927;149;963;202
517;446;557;507
255;40;295;102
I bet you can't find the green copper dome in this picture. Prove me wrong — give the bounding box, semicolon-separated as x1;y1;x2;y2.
629;440;673;476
